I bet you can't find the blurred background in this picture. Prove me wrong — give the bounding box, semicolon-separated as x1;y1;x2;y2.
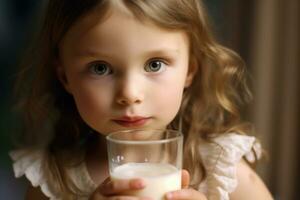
0;0;299;199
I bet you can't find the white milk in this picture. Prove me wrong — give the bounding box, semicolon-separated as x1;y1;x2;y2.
111;163;181;200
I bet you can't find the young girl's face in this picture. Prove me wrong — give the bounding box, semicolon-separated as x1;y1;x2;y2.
58;5;195;135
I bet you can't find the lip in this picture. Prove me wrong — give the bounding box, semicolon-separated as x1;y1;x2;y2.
112;116;151;127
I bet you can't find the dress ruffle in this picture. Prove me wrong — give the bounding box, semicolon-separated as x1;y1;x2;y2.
9;148;97;200
9;148;60;200
198;133;258;200
9;133;260;200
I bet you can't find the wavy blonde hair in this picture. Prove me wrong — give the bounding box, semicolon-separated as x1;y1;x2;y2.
14;0;256;198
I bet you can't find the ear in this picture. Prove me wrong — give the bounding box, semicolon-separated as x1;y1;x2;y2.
185;56;198;88
55;59;73;94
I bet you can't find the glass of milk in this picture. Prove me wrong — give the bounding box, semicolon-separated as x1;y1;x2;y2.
106;129;183;200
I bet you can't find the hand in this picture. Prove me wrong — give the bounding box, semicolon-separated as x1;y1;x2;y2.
89;177;151;200
165;169;208;200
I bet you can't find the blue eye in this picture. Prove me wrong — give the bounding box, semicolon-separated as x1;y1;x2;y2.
145;60;166;73
89;62;112;76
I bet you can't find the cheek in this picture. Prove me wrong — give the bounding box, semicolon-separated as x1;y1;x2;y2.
151;66;188;117
161;87;183;110
152;79;185;120
71;83;112;127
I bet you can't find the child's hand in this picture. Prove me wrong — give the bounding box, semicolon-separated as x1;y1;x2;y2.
89;177;151;200
165;169;208;200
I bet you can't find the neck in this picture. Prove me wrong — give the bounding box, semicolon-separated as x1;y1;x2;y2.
90;133;108;160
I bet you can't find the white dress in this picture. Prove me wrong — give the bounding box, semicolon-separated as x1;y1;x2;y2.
9;133;261;200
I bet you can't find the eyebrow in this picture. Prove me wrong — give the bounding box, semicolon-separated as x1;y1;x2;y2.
143;49;180;57
76;48;180;58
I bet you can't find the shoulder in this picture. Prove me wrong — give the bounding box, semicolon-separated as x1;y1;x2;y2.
198;133;268;199
199;133;258;172
229;159;274;200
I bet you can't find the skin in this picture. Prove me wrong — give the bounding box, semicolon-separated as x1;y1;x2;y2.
25;3;273;200
60;3;203;200
229;160;274;200
26;162;273;199
58;5;195;135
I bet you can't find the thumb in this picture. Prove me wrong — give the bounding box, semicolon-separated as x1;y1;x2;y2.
181;169;190;189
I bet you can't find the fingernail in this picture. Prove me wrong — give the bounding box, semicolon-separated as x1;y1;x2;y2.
166;192;173;199
141;197;152;200
131;179;145;189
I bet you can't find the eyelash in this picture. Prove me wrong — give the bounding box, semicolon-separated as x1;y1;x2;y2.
88;58;170;76
88;61;113;76
144;59;168;73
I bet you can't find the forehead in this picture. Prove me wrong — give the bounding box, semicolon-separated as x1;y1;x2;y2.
59;3;189;58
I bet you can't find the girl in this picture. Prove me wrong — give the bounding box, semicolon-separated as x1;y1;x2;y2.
10;0;273;200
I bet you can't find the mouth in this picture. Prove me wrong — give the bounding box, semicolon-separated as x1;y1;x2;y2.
112;116;151;127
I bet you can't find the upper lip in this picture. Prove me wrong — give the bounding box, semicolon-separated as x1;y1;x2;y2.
113;116;149;122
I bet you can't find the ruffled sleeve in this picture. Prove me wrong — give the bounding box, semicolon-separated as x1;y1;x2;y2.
9;148;61;200
198;133;261;200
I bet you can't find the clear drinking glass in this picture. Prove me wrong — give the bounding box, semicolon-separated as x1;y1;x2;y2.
106;129;183;200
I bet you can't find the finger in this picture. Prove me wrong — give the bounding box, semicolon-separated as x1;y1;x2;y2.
108;196;152;200
91;193;152;200
181;169;190;189
99;178;146;196
90;190;151;200
165;189;207;200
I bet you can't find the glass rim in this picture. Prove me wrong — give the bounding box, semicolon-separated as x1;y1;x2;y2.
106;129;183;145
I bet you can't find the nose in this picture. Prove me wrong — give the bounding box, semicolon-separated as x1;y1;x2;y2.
115;75;144;106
